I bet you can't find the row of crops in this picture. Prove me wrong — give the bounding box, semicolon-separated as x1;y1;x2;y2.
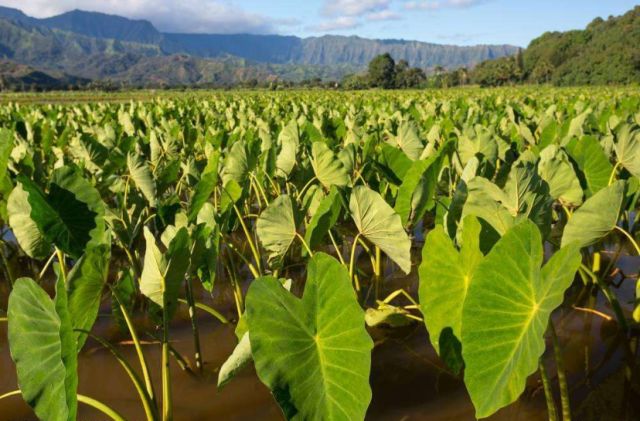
0;88;639;420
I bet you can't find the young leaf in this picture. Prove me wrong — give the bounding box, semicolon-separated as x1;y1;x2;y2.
304;186;342;251
7;182;51;258
140;227;191;319
566;136;612;197
350;185;412;274
127;152;157;207
246;253;373;420
537;145;583;206
461;221;581;419
614;124;640;179
276;120;299;178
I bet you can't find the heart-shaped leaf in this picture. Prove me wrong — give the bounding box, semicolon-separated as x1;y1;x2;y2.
246;253;373;420
127;152;157;207
310;142;349;189
276;120;299;178
614;124;640;179
257;195;300;264
537;145;583;206
461;221;581;418
566;136;612;197
350;185;412;274
304;186;342;252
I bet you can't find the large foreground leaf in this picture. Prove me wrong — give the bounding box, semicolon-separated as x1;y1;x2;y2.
350;185;412;274
246;253;373;420
561;181;625;248
8;277;78;421
461;221;581;418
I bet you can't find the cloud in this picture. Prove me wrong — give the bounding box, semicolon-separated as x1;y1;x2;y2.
307;16;361;32
404;0;487;11
321;0;391;17
366;10;402;21
0;0;295;34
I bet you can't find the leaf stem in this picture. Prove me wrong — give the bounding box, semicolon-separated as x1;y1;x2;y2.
608;162;621;186
549;321;571;421
77;394;127;421
349;233;361;292
613;225;640;256
184;277;203;372
538;359;559;421
55;247;67;283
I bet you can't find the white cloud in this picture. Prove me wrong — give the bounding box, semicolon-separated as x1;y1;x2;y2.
307;16;360;32
404;0;486;11
321;0;391;17
0;0;295;34
366;10;402;21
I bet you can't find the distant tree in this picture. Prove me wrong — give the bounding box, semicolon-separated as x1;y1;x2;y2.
395;60;426;88
368;53;396;89
342;73;369;90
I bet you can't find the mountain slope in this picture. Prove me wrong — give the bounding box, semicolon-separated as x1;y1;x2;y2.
523;6;640;85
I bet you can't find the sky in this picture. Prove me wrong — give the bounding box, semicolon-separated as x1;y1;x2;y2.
1;0;638;47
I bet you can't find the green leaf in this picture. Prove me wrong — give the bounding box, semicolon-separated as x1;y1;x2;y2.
221;140;249;185
127;152;157;207
140;227;191;319
391;121;423;160
189;150;220;222
310;142;349;189
566;136;612;197
8;277;78;421
304;186;342;252
7;182;51;258
0;128;14;221
276;120;300;178
537;145;583;206
66;244;111;351
614;124;640;179
461;221;581;418
561;180;625;248
419;216;482;365
257;195;299;264
217;332;252;389
350;185;412;274
246;253;373;420
12;174;98;258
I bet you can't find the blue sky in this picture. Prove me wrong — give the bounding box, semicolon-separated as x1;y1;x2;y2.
3;0;639;46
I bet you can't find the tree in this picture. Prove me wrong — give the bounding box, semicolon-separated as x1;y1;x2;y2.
368;53;396;89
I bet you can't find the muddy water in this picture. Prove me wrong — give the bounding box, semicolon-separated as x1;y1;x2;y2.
0;247;638;420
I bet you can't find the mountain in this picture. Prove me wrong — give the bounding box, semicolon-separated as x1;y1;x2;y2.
0;59;89;90
0;7;517;67
471;6;640;86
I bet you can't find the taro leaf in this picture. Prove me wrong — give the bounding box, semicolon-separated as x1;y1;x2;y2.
217;332;251;389
395;157;437;226
391;121;423;160
7;183;51;258
51;166;107;249
561;180;625;249
379;143;413;183
0;128;13;220
127;152;157;207
188;150;220;222
614;124;640;179
8;277;78;421
458;127;498;168
246;253;373;420
419;216;482;373
221;140;249;185
461;221;581;419
140;227;190;319
276;120;299;178
537;145;583;206
566;136;612;197
365;305;413;328
13;174;98;259
350;185;412;274
66;243;111;351
310;142;349;189
304;186;342;252
463;159;552;238
256;195;299;264
189;222;219;292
